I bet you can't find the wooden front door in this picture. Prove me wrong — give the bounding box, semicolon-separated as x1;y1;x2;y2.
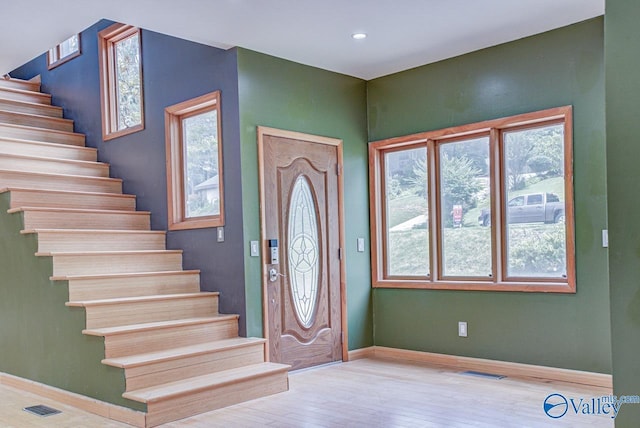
258;127;345;370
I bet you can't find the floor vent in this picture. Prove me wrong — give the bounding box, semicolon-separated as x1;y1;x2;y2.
23;404;61;417
460;370;506;380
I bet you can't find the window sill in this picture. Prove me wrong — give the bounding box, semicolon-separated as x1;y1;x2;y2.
372;280;576;293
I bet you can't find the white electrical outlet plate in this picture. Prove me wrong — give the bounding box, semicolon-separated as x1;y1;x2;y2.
250;241;259;257
357;237;365;252
458;321;468;337
602;229;608;248
217;227;224;242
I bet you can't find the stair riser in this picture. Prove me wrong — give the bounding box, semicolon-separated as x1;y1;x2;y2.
0;139;96;161
0;87;50;105
22;211;150;231
0;170;121;193
145;372;289;427
51;253;182;276
84;296;219;329
36;232;164;253
9;190;134;211
0;110;73;132
67;273;201;301
0;99;62;117
0;79;40;92
0;156;109;177
0;123;84;146
124;344;265;391
103;319;239;358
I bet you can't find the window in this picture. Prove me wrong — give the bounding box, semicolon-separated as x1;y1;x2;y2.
369;106;575;292
47;34;81;69
98;23;144;140
165;91;224;230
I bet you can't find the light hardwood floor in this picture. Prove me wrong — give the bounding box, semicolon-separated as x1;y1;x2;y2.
1;358;614;427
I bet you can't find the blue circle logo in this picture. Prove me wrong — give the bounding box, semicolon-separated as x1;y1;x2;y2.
543;393;568;418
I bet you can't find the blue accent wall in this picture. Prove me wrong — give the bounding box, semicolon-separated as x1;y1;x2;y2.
11;20;247;334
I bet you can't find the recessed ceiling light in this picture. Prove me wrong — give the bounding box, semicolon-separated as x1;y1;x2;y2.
352;33;367;40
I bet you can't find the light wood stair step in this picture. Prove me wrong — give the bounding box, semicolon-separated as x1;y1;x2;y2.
0;86;51;105
0;98;62;117
55;270;201;301
67;292;219;329
84;316;240;358
24;229;165;252
0;153;109;177
124;362;290;427
0;78;41;92
10;207;150;230
3;188;134;211
105;338;267;391
0;137;97;161
0;123;84;146
0;169;121;193
0;110;74;132
40;250;183;277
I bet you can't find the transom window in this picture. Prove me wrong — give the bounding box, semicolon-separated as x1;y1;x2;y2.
369;106;575;292
165;91;224;230
47;34;81;70
98;23;144;140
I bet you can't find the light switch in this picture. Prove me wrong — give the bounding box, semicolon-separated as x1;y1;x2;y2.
250;241;259;257
602;229;608;248
357;238;365;252
217;227;224;242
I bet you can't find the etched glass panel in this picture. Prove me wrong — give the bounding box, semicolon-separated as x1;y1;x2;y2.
288;176;319;328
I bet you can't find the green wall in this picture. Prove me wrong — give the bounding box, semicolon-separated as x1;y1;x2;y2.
605;1;640;425
0;193;144;411
367;18;611;373
237;49;373;349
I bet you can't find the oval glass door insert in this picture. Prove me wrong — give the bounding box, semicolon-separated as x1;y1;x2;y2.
287;175;320;328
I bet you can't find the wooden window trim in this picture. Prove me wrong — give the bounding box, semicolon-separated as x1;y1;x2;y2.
98;23;144;141
47;34;81;70
369;106;575;293
165;91;224;230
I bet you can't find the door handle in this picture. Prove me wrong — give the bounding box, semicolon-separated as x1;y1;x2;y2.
269;268;286;282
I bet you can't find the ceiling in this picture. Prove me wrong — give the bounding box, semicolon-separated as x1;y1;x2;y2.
1;0;604;80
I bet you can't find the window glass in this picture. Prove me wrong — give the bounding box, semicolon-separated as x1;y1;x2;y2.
504;124;566;279
439;137;492;277
59;34;79;58
182;110;220;218
384;147;429;276
114;33;142;131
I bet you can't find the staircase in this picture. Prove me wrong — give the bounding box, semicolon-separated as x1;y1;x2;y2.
0;77;289;427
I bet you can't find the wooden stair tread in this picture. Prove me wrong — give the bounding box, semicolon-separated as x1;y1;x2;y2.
0;85;51;100
83;315;239;337
0;78;41;92
37;249;182;257
0;122;82;142
0;136;95;153
0;108;73;126
0;152;108;168
0;168;121;183
0;98;62;117
102;337;266;368
9;206;147;215
1;187;131;199
67;291;219;307
50;269;200;281
24;228;162;235
123;362;290;403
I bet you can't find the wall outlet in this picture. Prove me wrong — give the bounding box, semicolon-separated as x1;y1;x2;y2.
357;237;365;252
458;321;468;337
